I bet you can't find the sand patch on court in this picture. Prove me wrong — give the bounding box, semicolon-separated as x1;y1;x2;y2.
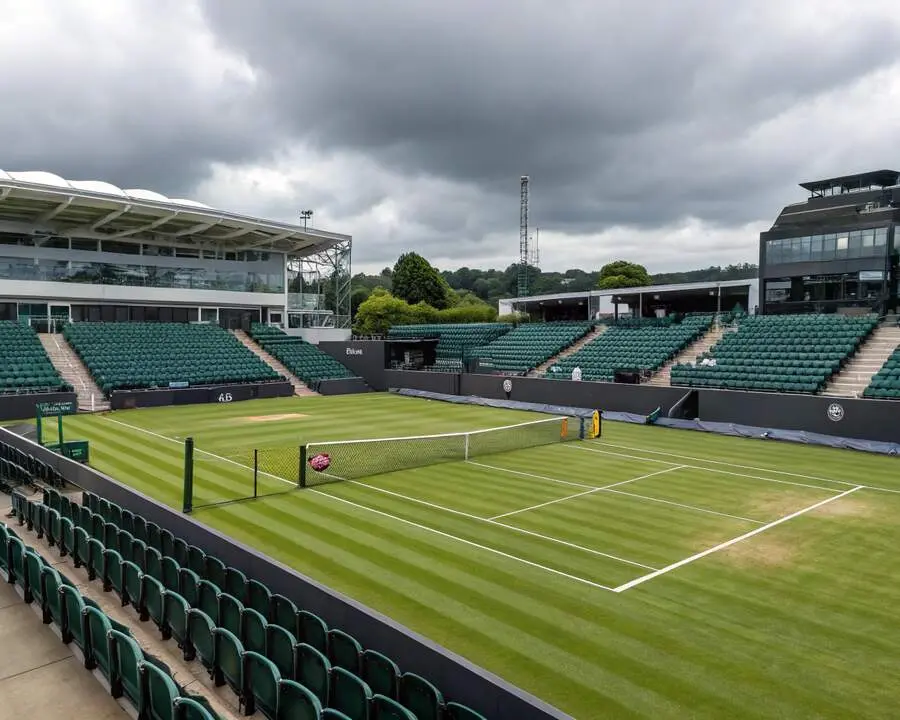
694;531;797;569
240;413;308;423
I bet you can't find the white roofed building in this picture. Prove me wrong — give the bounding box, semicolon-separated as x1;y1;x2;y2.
0;171;352;339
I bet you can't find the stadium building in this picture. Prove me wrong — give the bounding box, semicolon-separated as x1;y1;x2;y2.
760;169;900;315
0;170;352;339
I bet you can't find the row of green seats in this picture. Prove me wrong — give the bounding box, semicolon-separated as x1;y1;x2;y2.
475;322;593;373
250;325;358;386
64;322;279;394
863;345;900;400
387;324;512;368
1;519;221;720
0;320;67;394
51;486;485;720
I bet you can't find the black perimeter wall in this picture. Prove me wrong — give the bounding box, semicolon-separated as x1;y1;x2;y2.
0;391;78;422
319;340;388;390
380;371;898;444
110;381;293;410
0;427;570;720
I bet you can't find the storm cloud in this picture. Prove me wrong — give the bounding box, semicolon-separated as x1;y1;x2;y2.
4;0;900;272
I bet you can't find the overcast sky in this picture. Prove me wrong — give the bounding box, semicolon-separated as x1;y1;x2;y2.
3;0;900;275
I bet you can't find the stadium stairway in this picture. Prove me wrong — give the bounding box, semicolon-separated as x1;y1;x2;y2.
646;322;729;387
39;333;110;412
231;330;318;397
821;320;900;398
3;490;242;720
528;325;607;377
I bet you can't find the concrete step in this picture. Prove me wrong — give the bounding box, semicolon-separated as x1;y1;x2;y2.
39;334;109;412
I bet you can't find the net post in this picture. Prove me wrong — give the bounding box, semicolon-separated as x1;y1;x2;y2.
464;433;470;461
182;437;194;514
299;445;307;488
57;413;64;445
253;448;259;499
36;409;43;446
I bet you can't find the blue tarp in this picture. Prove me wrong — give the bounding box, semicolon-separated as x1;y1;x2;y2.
391;388;597;419
393;388;900;458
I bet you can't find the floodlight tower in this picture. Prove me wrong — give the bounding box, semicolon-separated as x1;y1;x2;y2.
518;175;529;298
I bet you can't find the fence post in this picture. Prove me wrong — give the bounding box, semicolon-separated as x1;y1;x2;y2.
253;448;259;499
299;445;307;488
182;437;194;514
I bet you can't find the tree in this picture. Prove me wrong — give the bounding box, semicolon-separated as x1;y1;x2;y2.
392;252;453;309
597;260;651;290
352;288;411;335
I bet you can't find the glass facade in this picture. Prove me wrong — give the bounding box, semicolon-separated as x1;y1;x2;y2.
765;227;889;265
0;256;284;292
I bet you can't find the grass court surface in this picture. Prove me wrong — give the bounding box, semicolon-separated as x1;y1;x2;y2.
41;394;900;719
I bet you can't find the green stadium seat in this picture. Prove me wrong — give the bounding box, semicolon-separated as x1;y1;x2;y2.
162;556;180;594
248;578;272;617
322;710;352;720
295;642;331;705
447;701;489;720
276;679;323;720
371;694;417;720
385;322;512;371
473;321;594;373
187;545;206;576
218;592;244;638
73;526;90;570
60;583;87;648
212;627;244;696
197;579;221;623
205;555;227;590
110;629;144;705
164;590;191;653
362;649;401;700
329;666;374;720
298;609;329;655
123;560;143;608
863;344;900;400
173;697;218;720
224;566;248;600
242;606;269;656
399;672;445;720
140;661;180;720
41;565;65;627
243;650;282;719
328;628;363;675
186;609;216;671
141;575;166;628
0;320;68;395
24;550;44;609
118;529;135;563
84;605;114;676
179;567;200;607
265;623;297;678
270;593;299;631
103;548;124;596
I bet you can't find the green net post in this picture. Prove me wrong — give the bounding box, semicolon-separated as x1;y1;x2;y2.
57;413;64;445
36;409;43;446
183;437;194;514
253;449;259;498
299;445;307;488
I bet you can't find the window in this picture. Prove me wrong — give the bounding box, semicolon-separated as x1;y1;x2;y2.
101;240;141;255
72;238;98;252
42;237;69;249
142;244;173;256
200;307;218;323
176;247;200;258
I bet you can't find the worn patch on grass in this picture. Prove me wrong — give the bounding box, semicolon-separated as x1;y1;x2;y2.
750;489;875;521
810;493;875;519
240;413;308;423
719;536;796;568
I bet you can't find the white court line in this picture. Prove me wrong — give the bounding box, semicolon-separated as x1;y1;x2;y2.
465;461;597;490
567;444;839;493
488;465;685;520
308;488;617;592
613;486;864;593
603;489;765;525
105;414;653;576
346;478;657;570
591;440;900;494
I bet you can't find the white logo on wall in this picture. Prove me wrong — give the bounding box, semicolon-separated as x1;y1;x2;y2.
217;393;233;403
826;403;844;422
502;379;513;393
346;347;363;356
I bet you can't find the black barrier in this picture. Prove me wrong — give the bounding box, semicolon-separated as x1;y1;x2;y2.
315;377;371;395
459;373;686;416
0;392;79;422
110;381;294;410
385;369;460;396
319;340;388;390
0;426;571;720
697;389;900;443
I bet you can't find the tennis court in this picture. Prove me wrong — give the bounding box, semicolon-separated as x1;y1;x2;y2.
31;394;900;719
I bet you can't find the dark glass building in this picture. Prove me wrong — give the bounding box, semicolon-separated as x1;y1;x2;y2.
759;169;899;315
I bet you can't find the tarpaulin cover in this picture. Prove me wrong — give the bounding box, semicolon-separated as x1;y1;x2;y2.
391;388;598;419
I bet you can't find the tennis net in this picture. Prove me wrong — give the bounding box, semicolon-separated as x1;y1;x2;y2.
301;414;590;487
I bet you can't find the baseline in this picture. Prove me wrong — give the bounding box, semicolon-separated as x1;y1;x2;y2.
568;444;838;492
591;440;900;495
613;485;863;593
